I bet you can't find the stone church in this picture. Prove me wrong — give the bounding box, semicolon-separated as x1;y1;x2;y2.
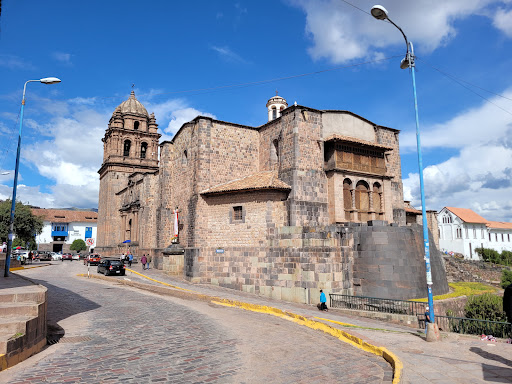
97;91;448;303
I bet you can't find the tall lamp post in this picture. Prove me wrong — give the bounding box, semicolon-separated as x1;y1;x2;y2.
4;77;61;277
370;5;435;324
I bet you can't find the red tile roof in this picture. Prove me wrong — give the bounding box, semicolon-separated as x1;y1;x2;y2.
445;207;488;224
486;221;512;229
201;171;291;195
32;208;98;223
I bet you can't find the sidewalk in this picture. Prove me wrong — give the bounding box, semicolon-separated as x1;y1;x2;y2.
117;265;512;384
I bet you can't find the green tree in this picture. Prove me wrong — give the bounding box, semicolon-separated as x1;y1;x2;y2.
0;200;43;245
465;293;507;322
501;269;512;289
12;238;25;248
70;239;87;252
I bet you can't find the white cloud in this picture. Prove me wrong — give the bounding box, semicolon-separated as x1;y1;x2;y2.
53;52;73;65
0;54;35;70
492;7;512;37
401;89;512;152
291;0;504;64
210;45;247;63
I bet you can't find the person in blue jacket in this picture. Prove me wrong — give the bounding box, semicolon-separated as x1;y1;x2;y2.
320;289;328;311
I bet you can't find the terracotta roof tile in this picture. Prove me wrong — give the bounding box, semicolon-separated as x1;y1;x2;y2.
486;221;512;229
324;134;393;150
445;207;488;224
201;171;291;195
32;208;98;223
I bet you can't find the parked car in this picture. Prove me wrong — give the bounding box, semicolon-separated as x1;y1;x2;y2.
39;252;52;261
84;254;101;266
72;254;80;261
61;253;73;261
51;253;62;261
97;259;125;276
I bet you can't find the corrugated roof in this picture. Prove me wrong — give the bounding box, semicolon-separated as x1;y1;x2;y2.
201;171;291;195
32;208;98;223
486;221;512;229
405;206;422;214
324;134;393;150
445;207;489;224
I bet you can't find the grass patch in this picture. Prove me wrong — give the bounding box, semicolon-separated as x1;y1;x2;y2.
412;282;498;302
9;332;24;340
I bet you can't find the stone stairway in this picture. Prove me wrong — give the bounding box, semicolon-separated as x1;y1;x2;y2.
0;275;47;371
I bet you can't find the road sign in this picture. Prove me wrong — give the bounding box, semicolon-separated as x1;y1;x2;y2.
86;238;94;246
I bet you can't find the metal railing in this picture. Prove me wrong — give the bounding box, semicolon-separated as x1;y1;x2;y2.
329;294;426;316
330;294;512;338
426;315;512;339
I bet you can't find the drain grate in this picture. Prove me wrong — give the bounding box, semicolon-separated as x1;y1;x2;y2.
47;335;92;345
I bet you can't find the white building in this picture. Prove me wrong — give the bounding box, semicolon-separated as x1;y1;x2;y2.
438;207;512;260
32;209;98;253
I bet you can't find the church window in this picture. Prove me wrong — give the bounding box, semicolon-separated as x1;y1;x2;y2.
233;206;243;221
272;107;277;120
355;180;370;222
182;150;188;165
456;228;462;238
496;233;498;242
372;182;382;213
482;229;485;239
489;233;491;241
134;121;140;130
502;233;504;242
343;178;352;212
140;142;148;159
465;228;468;238
473;228;476;238
123;140;131;157
508;234;510;242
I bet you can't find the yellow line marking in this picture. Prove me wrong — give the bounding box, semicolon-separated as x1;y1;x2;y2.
124;269;193;292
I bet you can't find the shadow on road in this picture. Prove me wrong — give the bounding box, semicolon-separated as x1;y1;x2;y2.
470;346;512;382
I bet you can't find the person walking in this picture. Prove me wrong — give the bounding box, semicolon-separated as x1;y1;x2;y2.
128;253;133;267
320;289;328;311
146;254;151;270
141;254;147;270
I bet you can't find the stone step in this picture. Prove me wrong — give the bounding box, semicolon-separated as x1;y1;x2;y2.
0;316;32;335
0;302;39;318
0;286;45;304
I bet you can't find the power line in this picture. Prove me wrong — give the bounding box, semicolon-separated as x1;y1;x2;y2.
417;57;512;117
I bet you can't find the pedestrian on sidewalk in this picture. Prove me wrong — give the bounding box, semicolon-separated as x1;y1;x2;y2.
128;253;133;267
319;289;328;311
146;255;151;270
424;306;431;333
141;254;147;270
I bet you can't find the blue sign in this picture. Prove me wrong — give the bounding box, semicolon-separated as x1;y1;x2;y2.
215;248;224;254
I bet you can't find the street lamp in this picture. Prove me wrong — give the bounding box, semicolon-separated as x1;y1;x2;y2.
371;5;435;325
4;77;61;277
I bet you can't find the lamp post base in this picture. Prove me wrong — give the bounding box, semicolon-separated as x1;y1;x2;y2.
426;323;440;342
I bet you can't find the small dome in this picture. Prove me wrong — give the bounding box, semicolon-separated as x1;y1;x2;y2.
115;91;149;117
266;94;288;108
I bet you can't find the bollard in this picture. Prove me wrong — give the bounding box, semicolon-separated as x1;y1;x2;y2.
426;323;440;342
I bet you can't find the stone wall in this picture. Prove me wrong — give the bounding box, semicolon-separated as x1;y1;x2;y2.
178;222;449;304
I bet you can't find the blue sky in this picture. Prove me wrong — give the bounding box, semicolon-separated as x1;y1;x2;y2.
1;0;512;221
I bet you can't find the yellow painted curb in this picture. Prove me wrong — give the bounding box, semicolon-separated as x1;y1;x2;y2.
211;299;402;383
78;272;401;382
124;269;193;292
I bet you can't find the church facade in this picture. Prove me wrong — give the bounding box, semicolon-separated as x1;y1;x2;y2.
97;92;448;303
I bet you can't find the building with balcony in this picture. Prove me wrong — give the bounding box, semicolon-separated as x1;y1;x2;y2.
32;209;98;253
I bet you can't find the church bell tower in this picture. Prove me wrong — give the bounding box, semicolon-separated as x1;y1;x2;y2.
96;91;161;253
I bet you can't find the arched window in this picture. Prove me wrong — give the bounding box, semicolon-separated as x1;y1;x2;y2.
272;107;277;120
123;140;131;157
343;178;352;212
182;150;188;165
140;142;148;159
355;180;370;222
372;182;382;213
134;121;140;130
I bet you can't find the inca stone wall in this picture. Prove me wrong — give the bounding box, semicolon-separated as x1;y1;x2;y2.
181;221;448;303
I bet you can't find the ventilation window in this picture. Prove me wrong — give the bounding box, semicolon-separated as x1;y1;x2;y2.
182;150;188;165
134;121;140;130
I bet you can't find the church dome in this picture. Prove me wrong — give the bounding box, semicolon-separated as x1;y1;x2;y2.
115;90;149;117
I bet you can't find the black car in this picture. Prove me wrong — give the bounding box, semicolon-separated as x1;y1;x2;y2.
97;259;125;276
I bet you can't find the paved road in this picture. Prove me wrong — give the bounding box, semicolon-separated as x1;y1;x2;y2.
0;262;392;383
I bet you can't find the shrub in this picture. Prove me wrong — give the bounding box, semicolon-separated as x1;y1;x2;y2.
411;282;497;302
464;293;507;322
501;269;512;289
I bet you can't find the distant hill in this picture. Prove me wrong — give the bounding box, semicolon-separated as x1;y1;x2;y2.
28;206;98;212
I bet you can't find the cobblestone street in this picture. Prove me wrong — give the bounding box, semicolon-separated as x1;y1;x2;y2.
0;262;391;383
